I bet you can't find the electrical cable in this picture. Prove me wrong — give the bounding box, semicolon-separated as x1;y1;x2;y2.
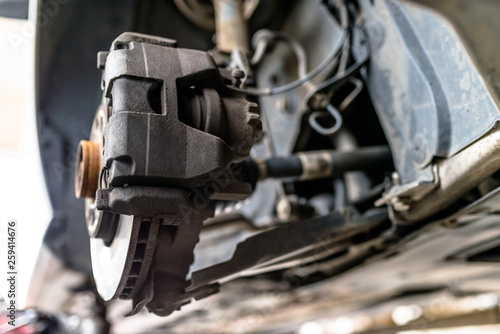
304;6;371;135
240;0;349;96
304;54;369;109
242;32;347;96
250;30;309;79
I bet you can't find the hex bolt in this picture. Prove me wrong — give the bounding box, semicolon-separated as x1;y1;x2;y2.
276;196;315;222
75;140;102;199
231;69;245;87
391;171;402;185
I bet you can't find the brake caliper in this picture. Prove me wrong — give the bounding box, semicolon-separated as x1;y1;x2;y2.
75;32;261;315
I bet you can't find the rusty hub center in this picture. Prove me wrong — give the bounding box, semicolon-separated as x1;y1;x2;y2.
75;140;101;199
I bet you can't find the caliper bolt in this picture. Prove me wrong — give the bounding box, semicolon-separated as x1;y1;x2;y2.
231;69;245;87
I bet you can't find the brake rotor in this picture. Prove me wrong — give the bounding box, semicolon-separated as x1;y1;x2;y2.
91;214;133;300
91;215;160;301
76;104;160;302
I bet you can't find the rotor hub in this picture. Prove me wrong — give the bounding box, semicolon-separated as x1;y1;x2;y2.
75;140;101;199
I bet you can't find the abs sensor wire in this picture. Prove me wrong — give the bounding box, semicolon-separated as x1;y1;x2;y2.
250;30;309;80
305;50;369;135
304;53;369;110
305;20;369;135
305;0;372;134
240;0;350;96
242;33;348;96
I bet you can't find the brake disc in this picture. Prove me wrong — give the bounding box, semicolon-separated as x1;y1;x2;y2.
74;103;156;301
92;215;163;301
90;214;134;301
